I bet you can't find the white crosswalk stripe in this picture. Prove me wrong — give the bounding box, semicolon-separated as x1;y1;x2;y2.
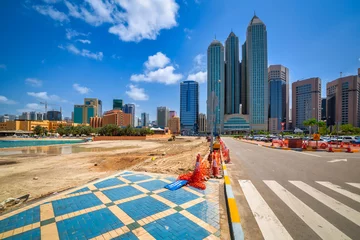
239;180;359;240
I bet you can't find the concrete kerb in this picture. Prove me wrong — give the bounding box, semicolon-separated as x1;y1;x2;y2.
220;147;244;240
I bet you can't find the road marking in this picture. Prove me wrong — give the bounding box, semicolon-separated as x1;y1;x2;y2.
293;151;322;158
316;181;360;203
290;181;360;226
239;180;293;240
346;183;360;190
328;159;347;163
264;180;350;240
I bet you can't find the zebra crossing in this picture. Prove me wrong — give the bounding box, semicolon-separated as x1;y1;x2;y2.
238;180;360;240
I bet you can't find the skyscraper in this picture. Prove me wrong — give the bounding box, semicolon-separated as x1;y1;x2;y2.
157;107;169;129
141;112;149;127
180;80;199;134
241;42;248;114
74;98;102;124
207;39;225;133
292;78;322;129
225;32;240;114
47;110;62;121
198;113;207;133
268;65;289;132
30;111;37;121
246;14;268;130
113;99;123;110
326;71;360;127
123;104;135;127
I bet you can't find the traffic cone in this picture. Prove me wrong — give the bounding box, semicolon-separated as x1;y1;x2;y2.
195;153;201;170
347;145;352;153
328;145;333;152
212;155;219;177
340;142;344;148
225;149;231;163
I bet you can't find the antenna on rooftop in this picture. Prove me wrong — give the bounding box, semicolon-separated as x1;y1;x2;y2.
340;72;343;77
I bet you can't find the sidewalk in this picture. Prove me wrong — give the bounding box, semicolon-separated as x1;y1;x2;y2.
0;171;222;240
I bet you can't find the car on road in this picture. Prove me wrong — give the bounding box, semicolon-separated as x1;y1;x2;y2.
342;136;355;143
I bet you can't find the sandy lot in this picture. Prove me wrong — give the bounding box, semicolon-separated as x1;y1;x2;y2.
0;137;209;206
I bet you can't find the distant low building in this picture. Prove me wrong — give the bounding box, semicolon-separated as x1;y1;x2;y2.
168;116;180;134
90;110;132;128
47;110;62;121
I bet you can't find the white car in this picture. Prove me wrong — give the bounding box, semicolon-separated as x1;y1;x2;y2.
341;136;355;143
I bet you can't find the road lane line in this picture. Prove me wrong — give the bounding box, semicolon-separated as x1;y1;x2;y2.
239;180;293;240
316;181;360;203
264;180;350;240
292;151;322;158
346;183;360;190
290;181;360;226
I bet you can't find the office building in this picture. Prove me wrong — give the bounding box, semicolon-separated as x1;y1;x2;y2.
141;112;149;127
95;110;132;127
169;111;177;118
123;104;135;127
321;98;327;120
168;116;180;134
268;65;289;133
157;107;169;129
241;42;248;114
207;39;225;133
47;110;62;121
74;98;102;124
225;32;240;114
113;99;123;110
36;113;43;121
180;80;199;134
64;117;71;122
0;115;9;122
292;78;321;129
326;71;360;127
246;14;268;130
20;112;30;120
198;113;207;133
29;111;37;121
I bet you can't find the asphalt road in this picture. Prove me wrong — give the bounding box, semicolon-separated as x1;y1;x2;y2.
222;137;360;240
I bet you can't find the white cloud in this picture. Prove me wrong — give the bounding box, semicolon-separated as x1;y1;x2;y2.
184;28;192;39
25;78;43;87
0;96;16;105
17;103;44;113
0;64;6;70
62;0;179;42
27;92;65;102
145;52;170;70
33;5;69;22
111;54;121;60
126;85;149;101
59;44;103;60
187;71;207;83
193;54;205;70
131;66;183;85
76;39;91;44
73;83;91;94
65;28;90;40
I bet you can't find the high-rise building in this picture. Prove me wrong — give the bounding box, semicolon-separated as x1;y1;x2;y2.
198;113;207;133
123;104;135;127
225;32;240;114
168;116;180;134
29;111;37;121
36;113;43;121
207;39;225;133
0;115;9;122
74;98;102;124
113;99;123;110
241;42;248;114
268;65;289;133
180;80;199;134
141;112;149;127
321;98;327;120
169;111;177;118
157;107;169;129
20;112;30;120
47;110;62;121
292;78;321;129
246;14;268;130
103;110;132;127
326;71;360;127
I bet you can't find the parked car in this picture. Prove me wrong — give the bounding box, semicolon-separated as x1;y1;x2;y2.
342;136;355;143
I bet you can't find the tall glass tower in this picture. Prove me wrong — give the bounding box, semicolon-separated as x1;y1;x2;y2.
246;14;268;130
207;40;225;133
123;103;135;126
225;32;240;114
180;81;199;134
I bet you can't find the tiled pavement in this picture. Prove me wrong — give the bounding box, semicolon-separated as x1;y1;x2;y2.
0;171;221;240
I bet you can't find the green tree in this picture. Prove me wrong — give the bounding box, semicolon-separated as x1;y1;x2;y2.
340;124;354;135
33;125;43;135
303;118;317;135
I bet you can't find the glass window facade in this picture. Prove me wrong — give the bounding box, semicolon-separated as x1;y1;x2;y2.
341;82;349;124
223;116;250;131
180;81;199;133
295;84;312;129
74;106;83;124
269;79;285;131
113;99;123;110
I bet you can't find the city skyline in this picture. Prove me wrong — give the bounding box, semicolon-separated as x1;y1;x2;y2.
1;1;360;122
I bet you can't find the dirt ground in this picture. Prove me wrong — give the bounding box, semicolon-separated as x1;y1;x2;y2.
0;137;209;206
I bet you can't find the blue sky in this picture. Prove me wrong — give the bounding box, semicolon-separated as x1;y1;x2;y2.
0;0;359;121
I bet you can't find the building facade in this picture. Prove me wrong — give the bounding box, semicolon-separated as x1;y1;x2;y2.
157;107;169;129
123;104;135;127
268;65;289;133
169;111;177;118
292;78;322;129
36;113;43;121
103;110;132;127
326;72;360;127
198;113;207;133
74;98;102;124
47;110;62;121
321;98;327;120
241;42;248;115
141;112;149;127
168;116;180;134
223;114;250;133
20;112;30;120
225;32;241;114
180;80;199;134
246;14;268;130
113;99;123;110
207;39;225;133
30;111;37;121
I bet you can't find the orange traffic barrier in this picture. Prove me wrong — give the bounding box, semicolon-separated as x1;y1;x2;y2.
347;145;352;153
178;153;207;189
212;154;219;177
328;145;333;152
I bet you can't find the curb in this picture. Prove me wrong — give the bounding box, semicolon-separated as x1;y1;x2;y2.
220;151;244;240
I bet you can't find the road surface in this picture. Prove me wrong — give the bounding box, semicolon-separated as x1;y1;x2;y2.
222;137;360;240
